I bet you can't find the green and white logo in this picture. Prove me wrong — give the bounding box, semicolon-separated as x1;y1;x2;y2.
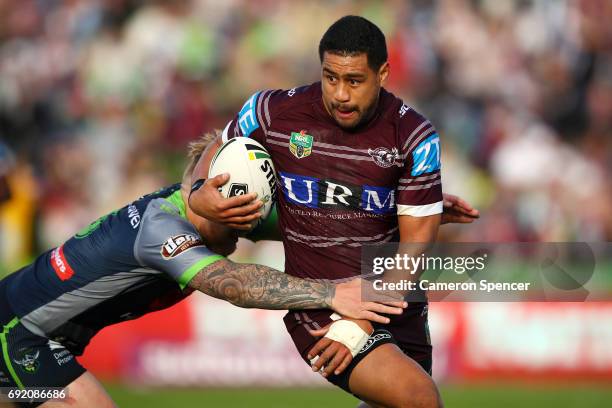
13;348;40;374
289;130;313;159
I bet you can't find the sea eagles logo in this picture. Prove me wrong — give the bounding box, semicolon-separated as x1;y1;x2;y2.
13;349;41;374
161;234;203;259
368;147;400;168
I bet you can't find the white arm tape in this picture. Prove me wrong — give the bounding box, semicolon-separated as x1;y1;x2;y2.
324;320;370;357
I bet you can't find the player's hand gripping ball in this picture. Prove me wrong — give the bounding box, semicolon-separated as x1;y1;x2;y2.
209;138;277;227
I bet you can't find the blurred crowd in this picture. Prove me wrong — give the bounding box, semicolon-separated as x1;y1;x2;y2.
0;0;610;273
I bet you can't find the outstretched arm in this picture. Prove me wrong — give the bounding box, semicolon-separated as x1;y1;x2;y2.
442;193;479;224
188;259;405;323
189;259;333;309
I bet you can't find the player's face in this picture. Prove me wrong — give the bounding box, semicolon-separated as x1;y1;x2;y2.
321;52;389;129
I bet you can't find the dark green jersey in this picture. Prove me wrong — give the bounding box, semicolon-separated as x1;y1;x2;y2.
1;184;223;354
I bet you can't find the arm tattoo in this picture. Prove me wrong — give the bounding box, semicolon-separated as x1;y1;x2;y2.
188;259;335;310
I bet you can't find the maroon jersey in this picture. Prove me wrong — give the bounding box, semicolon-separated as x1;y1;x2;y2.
223;82;442;280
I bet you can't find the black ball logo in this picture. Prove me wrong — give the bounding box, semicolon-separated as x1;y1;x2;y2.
228;183;249;197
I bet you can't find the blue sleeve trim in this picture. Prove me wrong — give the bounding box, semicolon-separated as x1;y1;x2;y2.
237;91;261;137
411;134;440;176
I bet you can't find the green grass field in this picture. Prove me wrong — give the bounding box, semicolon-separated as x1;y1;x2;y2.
105;383;612;408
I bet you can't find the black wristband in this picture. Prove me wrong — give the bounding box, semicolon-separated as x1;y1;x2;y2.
190;178;206;198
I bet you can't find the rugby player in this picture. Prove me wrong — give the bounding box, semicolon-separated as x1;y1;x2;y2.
189;15;479;408
0;135;406;408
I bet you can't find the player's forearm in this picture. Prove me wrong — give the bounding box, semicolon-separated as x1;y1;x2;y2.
381;214;441;295
188;259;334;310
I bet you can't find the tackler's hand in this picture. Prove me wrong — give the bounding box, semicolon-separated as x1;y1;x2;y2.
441;193;480;224
331;279;406;324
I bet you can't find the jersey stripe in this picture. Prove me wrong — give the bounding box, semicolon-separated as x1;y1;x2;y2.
266;138;290;148
267;131;372;155
405;128;437;155
397;180;441;191
20;270;165;334
286;234;394;247
256;90;270;136
1;318;24;389
267;136;373;161
399;174;440;185
285;227;398;243
397;201;443;217
263;91;273;127
402;120;433;152
177;255;225;289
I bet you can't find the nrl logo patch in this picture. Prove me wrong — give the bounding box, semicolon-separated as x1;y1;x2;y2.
13;349;40;374
289;130;313;159
161;234;204;259
368;147;401;168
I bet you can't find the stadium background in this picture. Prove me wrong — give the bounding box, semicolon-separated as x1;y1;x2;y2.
0;0;610;406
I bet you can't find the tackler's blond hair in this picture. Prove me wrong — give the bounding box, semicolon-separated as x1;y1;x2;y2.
183;129;221;182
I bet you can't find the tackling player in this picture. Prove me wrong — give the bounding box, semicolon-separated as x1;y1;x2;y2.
189;16;479;408
0;134;405;408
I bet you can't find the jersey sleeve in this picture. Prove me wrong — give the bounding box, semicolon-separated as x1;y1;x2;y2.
134;199;224;289
221;89;286;146
396;111;443;217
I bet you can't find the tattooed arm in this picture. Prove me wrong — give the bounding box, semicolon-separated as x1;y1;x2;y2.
189;259;333;309
188;259;407;322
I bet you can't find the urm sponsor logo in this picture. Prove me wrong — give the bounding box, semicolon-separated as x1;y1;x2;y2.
279;172;395;214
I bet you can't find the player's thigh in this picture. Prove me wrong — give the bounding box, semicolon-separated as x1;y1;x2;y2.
348;343;442;408
40;371;115;408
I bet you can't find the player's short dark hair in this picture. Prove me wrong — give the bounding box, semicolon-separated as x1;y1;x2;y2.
318;15;388;71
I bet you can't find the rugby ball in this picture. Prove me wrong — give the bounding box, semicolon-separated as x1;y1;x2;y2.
209;138;277;225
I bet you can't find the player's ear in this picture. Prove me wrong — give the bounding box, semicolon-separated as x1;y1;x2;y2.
378;61;389;86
